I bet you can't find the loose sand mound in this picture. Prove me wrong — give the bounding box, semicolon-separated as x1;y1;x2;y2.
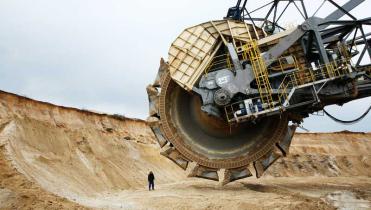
0;90;370;209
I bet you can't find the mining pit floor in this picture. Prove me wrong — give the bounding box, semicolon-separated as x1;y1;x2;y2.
0;91;370;210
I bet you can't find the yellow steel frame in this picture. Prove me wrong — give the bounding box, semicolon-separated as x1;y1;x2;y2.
277;58;350;106
221;42;352;124
243;40;274;110
204;53;234;75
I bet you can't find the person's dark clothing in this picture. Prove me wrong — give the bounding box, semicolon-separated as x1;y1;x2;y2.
148;181;154;191
148;173;155;182
148;172;155;191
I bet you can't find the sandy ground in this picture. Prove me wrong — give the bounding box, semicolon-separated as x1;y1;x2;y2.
0;90;370;210
103;177;370;210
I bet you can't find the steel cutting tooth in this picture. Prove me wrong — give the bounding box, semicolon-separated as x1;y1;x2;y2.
188;165;219;181
147;117;168;148
252;117;291;178
254;146;284;178
276;125;297;156
146;85;159;117
153;58;169;87
253;162;265;178
146;60;171;149
222;167;252;185
160;147;189;170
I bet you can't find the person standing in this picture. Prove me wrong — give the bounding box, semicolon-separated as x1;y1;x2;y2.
148;171;155;191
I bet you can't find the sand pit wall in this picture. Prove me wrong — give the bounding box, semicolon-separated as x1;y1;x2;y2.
0;91;185;200
267;132;371;177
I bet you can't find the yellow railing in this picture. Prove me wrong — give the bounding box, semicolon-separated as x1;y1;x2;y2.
204;53;234;75
243;40;275;110
223;41;352;123
226;53;232;70
276;58;350;106
339;43;351;62
223;60;350;123
278;75;290;105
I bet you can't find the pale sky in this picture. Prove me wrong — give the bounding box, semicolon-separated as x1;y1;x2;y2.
0;0;370;132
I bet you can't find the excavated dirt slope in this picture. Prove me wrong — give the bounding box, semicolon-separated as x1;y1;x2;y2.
0;90;370;210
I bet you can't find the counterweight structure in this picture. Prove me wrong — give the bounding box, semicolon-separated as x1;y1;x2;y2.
147;0;371;184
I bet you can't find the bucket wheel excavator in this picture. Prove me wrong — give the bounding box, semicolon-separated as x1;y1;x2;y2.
147;0;371;185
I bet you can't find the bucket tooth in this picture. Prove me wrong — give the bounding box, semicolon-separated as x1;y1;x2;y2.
188;165;219;181
146;85;159;117
153;58;169;87
160;147;189;170
254;162;265;178
276;125;297;156
147;117;168;148
254;146;283;178
254;124;296;178
223;167;252;185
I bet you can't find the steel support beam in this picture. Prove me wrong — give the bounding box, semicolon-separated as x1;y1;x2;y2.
325;0;364;22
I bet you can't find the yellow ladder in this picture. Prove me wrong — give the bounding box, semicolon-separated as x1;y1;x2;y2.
244;40;274;110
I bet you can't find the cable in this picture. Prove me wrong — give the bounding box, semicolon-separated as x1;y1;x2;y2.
324;105;371;125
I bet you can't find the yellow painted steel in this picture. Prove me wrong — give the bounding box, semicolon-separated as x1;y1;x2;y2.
277;59;351;107
204;53;234;75
224;56;352;123
226;53;232;70
243;40;274;110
